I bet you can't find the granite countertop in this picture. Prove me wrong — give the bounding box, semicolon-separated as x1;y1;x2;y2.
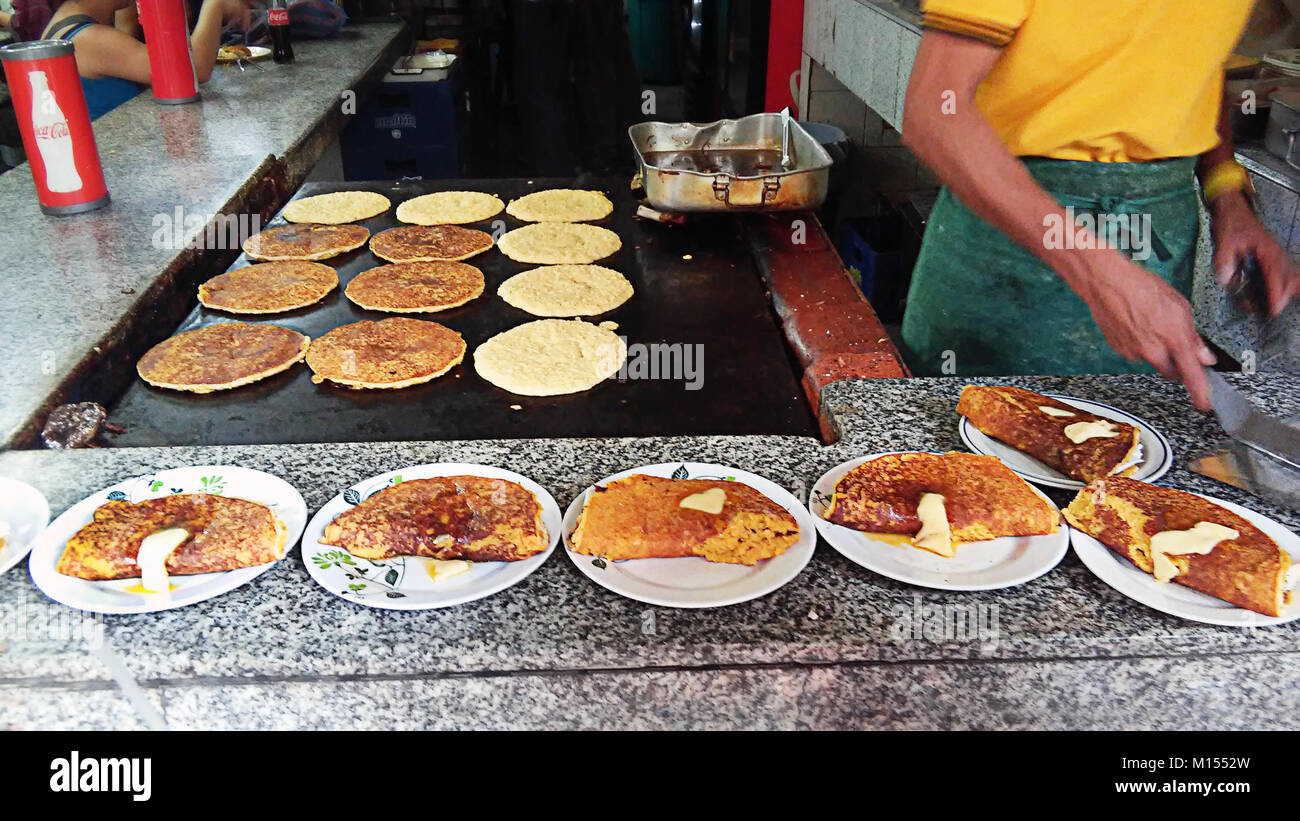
0;20;407;448
2;373;1298;730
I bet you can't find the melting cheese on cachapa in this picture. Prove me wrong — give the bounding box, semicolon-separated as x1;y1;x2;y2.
1038;405;1077;418
1150;521;1239;583
913;493;953;557
421;558;473;582
131;527;188;594
1064;420;1121;444
679;487;727;514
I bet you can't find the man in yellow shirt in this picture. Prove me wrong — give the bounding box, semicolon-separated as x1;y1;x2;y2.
901;0;1298;408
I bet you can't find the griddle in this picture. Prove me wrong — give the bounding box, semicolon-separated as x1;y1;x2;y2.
106;177;816;447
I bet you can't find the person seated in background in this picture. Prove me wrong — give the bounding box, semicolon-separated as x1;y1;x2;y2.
40;0;251;119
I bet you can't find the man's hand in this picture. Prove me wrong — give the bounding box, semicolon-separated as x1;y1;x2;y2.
1069;252;1216;410
1211;191;1300;317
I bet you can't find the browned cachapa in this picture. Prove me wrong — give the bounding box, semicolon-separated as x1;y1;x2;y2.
369;225;494;263
957;385;1141;482
569;475;800;565
242;224;370;261
321;476;548;561
1065;477;1291;617
345;261;485;313
137;323;310;393
198;261;339;314
57;494;287;580
305;317;466;389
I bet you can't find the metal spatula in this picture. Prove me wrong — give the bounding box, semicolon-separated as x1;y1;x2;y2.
1205;369;1300;471
1201;371;1300;467
1191;370;1300;511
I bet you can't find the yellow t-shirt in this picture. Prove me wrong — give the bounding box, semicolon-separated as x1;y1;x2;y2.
921;0;1254;161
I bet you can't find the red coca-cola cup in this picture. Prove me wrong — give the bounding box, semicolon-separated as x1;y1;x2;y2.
0;40;110;215
137;0;200;104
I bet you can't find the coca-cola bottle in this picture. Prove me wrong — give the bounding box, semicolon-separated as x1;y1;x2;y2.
269;0;294;64
29;71;83;193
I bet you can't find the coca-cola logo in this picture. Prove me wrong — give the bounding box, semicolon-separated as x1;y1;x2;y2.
34;121;70;141
269;8;289;24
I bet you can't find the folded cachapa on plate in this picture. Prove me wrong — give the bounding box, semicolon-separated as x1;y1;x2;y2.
321;476;548;561
1064;477;1293;617
58;494;287;580
569;475;799;566
823;451;1060;557
957;385;1142;482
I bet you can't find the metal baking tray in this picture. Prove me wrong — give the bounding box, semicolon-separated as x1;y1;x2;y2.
629;113;833;213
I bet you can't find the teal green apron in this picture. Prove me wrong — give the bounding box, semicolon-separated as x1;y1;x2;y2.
899;157;1200;376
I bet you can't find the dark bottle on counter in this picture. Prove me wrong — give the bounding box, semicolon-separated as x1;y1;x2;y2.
269;0;294;64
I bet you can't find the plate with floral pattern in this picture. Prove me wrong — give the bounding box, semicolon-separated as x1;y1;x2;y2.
28;466;306;614
302;463;561;610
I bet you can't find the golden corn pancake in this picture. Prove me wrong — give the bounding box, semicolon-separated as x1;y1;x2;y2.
369;225;494;263
281;191;391;224
242;224;370;261
825;452;1059;555
57;494;286;580
505;189;613;222
570;475;799;565
198;261;338;314
395;191;504;225
137;323;310;393
1065;478;1291;617
345;261;484;313
305;317;466;389
957;385;1142;482
321;476;548;561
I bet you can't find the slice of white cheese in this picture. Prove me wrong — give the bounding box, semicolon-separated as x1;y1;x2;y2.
680;487;726;514
914;493;954;558
1064;420;1120;444
423;558;473;582
1149;521;1238;583
1038;405;1077;418
135;527;189;594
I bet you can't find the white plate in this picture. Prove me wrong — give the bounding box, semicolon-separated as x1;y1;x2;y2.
809;452;1069;591
959;394;1173;490
217;45;271;63
0;478;51;576
28;466;307;615
562;462;816;608
1070;491;1300;626
302;464;560;610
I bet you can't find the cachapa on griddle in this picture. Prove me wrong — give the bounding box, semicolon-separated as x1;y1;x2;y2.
137;323;310;394
305;317;466;389
198;261;339;314
395;191;505;225
345;261;485;313
321;475;548;561
242;224;371;261
369;225;495;263
57;494;286;580
496;222;622;264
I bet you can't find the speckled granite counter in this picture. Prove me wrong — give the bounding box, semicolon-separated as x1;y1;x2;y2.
2;373;1298;730
0;20;408;448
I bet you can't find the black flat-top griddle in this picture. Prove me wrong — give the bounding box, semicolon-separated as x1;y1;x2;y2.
107;177;816;447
